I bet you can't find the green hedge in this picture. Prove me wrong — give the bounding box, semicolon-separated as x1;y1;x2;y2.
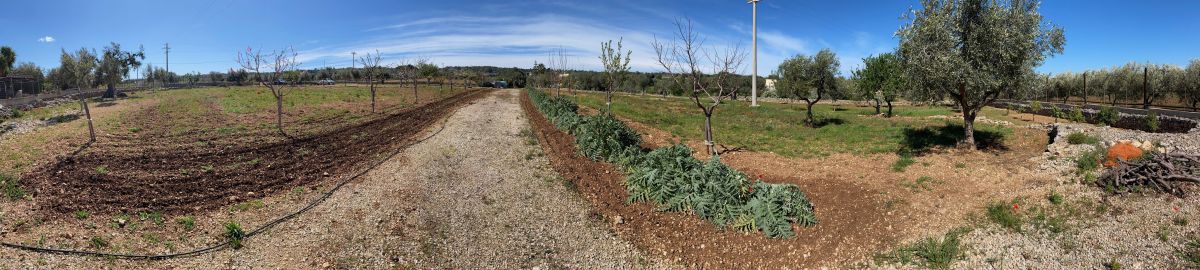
528;89;817;238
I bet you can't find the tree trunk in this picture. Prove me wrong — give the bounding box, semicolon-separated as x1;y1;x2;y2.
703;110;716;156
370;82;377;113
960;106;977;149
275;95;285;136
873;99;881;115
104;83;116;99
886;101;894;118
605;91;613;115
805;101;816;127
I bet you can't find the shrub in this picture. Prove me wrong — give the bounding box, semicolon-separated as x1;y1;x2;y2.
1144;111;1159;132
1096;107;1119;126
1;173;25;200
1069;107;1086;123
1066;132;1099;145
225;221;246;249
575;114;641;163
1050;107;1063;120
1075;147;1103;174
1029;101;1042;114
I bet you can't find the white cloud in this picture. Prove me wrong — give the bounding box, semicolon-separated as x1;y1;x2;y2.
37;36;55;43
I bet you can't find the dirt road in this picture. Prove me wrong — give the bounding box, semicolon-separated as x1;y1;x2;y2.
2;90;667;269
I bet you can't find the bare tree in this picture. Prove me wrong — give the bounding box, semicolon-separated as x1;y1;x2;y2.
238;47;300;137
599;38;632;114
652;18;747;156
357;50;384;113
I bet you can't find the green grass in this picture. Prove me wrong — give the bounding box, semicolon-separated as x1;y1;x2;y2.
572;93;1011;158
1182;236;1200;267
1;173;25;200
73;210;90;220
176;216;196;231
224;221;246;249
875;227;972;269
892;151;916;172
230;199;265;212
987;201;1023;233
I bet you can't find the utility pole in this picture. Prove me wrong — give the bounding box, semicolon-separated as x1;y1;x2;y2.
749;0;760;107
352;51;357;83
163;43;171;85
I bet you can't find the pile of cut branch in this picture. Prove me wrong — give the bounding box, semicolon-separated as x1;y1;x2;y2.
1098;154;1200;196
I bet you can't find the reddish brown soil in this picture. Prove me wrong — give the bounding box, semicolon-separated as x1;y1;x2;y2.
521;92;903;268
24;89;489;216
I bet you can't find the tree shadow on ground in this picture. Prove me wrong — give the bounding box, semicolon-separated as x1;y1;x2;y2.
901;123;1007;155
812;117;846;128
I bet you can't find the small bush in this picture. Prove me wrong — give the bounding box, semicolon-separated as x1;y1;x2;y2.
1069;107;1086;123
1047;192;1064;205
1050;107;1063;120
1066;132;1099;145
1;173;26;200
1144;111;1159;132
1074;148;1103;174
1096;107;1119;126
986;201;1022;232
1029;101;1042;114
225;221;246;249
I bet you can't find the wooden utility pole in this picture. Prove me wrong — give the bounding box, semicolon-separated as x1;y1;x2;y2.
1082;71;1088;107
1143;66;1149;109
163;43;171;85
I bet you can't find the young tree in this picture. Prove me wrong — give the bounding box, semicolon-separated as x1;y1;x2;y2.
599;38;632;114
775;49;840;126
63;48;99;90
96;43;146;98
652;18;746;156
417;61;439;88
852;52;907;117
1182;59;1200;111
897;0;1064;148
357;50;384;113
238;47;300;137
0;46;15;77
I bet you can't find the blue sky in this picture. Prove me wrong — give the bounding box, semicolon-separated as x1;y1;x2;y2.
1;0;1197;76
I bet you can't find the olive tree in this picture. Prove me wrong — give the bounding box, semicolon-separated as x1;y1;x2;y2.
96;43;145;98
775;49;839;126
357;50;384;113
651;18;746;156
1182;59;1200;111
238;47;300;137
852;52;907;117
599;38;632;114
897;0;1064;148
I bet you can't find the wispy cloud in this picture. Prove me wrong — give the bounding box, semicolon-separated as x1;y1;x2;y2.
37;36;55;43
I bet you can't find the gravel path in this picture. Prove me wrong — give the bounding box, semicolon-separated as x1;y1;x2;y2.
1;90;667;269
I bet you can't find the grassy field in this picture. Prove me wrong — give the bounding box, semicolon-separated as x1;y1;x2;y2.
0;84;464;177
571;92;1020;158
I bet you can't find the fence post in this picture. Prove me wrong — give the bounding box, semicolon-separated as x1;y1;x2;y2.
1082;72;1088;107
81;99;95;142
1142;66;1149;110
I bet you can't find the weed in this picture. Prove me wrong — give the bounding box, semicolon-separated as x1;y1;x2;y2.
1029;206;1068;235
200;165;214;173
1048;192;1064;205
892;150;916;172
74;210;90;220
986;201;1022;232
95;165;109;175
290;187;306;196
1069;108;1086;123
1066;132;1099;145
1074;148;1102;174
231;199;265;212
901;176;940;192
247;158;262;166
138;211;165;226
1;173;26;200
1104;259;1122;270
1156;225;1171;242
954;163;966;169
1174;216;1189;226
1181;236;1200;267
89;237;110;249
129;127;142;133
142;233;162;245
875;227;971;269
176;216;196;231
111;213;130;228
224;221;246;249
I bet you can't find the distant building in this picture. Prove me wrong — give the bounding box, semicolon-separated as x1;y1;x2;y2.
0;76;40;99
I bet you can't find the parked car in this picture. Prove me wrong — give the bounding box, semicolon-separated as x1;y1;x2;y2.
273;79;287;85
317;79;336;85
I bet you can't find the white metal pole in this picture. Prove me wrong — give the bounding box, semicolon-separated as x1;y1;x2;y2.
750;0;759;107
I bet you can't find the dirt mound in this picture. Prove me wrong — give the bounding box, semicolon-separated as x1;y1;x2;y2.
24;90;488;215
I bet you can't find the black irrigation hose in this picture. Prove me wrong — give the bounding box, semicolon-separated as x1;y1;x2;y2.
0;91;472;260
